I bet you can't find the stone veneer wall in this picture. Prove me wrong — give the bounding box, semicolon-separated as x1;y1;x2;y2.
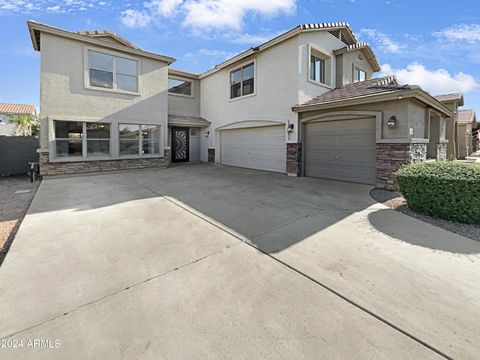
436;143;447;161
286;143;302;176
39;150;170;176
376;143;427;190
208;148;215;163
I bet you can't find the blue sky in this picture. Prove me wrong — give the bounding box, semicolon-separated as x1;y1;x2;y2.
1;0;480;115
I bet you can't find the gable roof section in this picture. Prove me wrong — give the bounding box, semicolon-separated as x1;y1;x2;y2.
292;76;454;117
333;42;381;72
76;30;139;50
434;93;464;106
27;21;175;64
458;109;476;125
0;103;36;115
199;22;364;79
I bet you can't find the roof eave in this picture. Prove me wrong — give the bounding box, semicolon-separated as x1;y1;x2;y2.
293;89;454;118
199;26;302;78
27;20;176;64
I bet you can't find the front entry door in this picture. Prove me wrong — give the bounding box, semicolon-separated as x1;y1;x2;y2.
171;127;190;163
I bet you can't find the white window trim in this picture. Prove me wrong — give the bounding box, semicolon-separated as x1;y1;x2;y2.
51;119;113;161
307;44;333;89
84;46;141;96
228;59;257;102
168;75;194;98
119;123;162;157
352;64;368;83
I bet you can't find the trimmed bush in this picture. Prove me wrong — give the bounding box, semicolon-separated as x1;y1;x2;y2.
396;161;480;224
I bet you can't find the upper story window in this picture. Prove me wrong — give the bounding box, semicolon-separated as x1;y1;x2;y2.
308;46;331;87
88;50;138;93
230;62;254;99
310;55;326;84
168;78;192;96
353;67;367;82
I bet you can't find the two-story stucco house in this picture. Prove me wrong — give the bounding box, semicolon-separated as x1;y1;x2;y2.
28;21;457;189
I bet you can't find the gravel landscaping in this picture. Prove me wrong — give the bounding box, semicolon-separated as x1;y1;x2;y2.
0;176;39;265
370;188;480;242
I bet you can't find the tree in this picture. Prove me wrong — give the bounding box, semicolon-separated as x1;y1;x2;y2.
6;113;39;136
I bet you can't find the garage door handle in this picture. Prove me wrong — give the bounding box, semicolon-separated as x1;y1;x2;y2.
335;155;340;159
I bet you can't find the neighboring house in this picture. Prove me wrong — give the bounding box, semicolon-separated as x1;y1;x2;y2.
457;109;477;158
0;103;37;136
434;93;464;159
28;21;456;189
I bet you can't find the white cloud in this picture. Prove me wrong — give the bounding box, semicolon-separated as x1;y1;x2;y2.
146;0;183;16
182;0;296;30
183;47;238;68
121;9;152;28
433;24;480;43
0;0;109;14
358;28;405;54
121;0;296;30
381;63;478;95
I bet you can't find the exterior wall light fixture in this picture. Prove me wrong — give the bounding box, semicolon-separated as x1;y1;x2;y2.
387;115;397;129
204;130;210;137
287;123;295;133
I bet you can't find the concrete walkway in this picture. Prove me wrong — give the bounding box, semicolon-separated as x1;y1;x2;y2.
0;164;479;359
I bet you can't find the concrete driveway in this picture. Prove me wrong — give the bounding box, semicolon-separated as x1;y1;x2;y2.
1;164;479;359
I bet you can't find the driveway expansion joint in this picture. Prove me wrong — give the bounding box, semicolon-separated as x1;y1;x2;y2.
1;243;237;341
126;173;454;360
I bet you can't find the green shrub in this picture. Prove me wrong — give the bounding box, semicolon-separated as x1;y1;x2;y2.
396;161;480;224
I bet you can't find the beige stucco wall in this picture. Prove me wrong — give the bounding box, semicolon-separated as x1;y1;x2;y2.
298;98;430;143
39;32;169;159
456;123;473;158
199;36;299;161
168;76;201;117
442;101;458;158
297;31;343;104
335;50;374;88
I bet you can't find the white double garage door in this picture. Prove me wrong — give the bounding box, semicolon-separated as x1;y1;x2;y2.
219;118;376;185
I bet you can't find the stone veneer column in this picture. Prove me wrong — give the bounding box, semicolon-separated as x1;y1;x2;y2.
376;143;427;190
207;148;215;163
286;143;302;176
436;143;447;161
38;150;170;176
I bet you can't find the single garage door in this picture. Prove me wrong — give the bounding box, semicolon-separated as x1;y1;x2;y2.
305;118;376;185
220;125;286;173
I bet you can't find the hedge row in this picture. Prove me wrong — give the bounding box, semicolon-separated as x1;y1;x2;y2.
396;161;480;224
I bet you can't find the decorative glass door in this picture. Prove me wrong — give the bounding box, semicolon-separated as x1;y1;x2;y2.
171;127;189;162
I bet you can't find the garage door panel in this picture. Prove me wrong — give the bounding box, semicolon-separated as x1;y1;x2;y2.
221;125;286;173
305;118;376;185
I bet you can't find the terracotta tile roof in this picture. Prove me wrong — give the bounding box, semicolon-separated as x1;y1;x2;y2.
434;93;464;103
458;109;476;124
294;76;413;109
0;103;36;115
76;30;140;50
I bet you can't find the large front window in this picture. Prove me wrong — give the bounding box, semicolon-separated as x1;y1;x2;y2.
88;50;138;92
230;62;254;99
54;121;110;158
119;124;160;156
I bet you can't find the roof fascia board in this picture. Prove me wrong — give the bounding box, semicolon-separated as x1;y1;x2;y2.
28;21;176;64
293;89;454;118
199;26;301;78
168;68;200;79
